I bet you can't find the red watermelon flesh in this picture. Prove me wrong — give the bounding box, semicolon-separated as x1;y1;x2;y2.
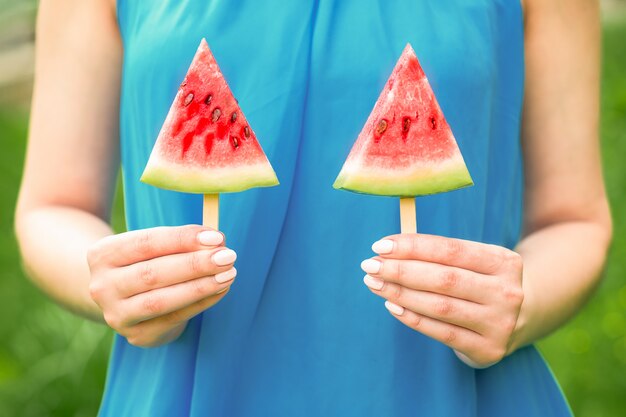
141;39;279;193
333;44;472;197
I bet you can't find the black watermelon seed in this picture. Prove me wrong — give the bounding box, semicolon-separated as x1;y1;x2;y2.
402;117;411;133
376;119;388;136
184;93;194;106
212;107;222;122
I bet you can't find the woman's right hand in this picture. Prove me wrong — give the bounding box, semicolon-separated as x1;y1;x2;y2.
87;225;237;347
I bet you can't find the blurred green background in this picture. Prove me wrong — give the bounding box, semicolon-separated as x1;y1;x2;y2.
1;1;625;416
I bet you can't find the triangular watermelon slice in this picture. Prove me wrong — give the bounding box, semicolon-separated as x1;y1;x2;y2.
141;39;279;194
333;44;472;197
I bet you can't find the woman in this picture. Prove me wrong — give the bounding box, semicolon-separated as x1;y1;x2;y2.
15;0;611;415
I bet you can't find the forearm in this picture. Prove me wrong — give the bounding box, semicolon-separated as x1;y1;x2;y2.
15;206;113;322
510;219;611;351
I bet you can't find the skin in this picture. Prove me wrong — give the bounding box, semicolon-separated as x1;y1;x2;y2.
15;0;238;347
15;0;611;366
362;0;612;367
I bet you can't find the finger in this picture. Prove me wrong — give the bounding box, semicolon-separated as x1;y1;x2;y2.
383;300;482;352
365;279;486;333
454;350;496;369
371;233;518;274
120;268;237;325
123;289;231;347
151;287;230;326
92;225;226;267
361;257;494;302
115;247;237;297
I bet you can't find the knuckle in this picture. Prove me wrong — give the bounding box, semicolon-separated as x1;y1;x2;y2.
135;230;155;256
86;239;110;268
86;244;100;267
142;295;164;315
444;329;457;344
191;277;211;296
444;239;464;260
409;313;423;329
434;299;454;317
503;284;524;305
188;251;209;275
397;235;417;258
138;263;158;287
388;284;405;304
177;227;188;250
88;280;103;301
439;269;459;291
487;253;505;273
396;261;410;283
480;245;508;273
177;225;197;250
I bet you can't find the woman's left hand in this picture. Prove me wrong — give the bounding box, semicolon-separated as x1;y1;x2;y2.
361;233;525;368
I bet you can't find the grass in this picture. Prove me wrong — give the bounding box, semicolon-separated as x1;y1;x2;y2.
0;18;625;417
0;109;119;417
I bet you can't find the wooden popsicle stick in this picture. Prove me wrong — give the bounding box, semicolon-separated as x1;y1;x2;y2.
399;197;417;234
203;194;219;230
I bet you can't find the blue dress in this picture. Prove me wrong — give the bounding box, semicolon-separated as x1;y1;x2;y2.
101;0;573;415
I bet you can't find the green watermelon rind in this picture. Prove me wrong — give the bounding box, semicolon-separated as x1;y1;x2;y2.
141;157;279;194
333;156;473;198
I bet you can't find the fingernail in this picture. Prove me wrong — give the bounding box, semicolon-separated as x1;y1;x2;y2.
213;249;237;266
372;239;394;254
361;259;381;274
198;230;224;246
215;268;237;283
363;274;384;290
385;301;405;315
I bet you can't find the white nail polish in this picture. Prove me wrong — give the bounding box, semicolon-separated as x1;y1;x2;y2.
215;268;237;283
372;239;394;254
363;274;384;290
198;230;223;246
361;259;382;274
385;301;405;315
213;249;237;266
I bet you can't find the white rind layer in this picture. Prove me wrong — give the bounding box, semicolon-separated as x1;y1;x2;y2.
141;155;279;194
333;153;473;197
